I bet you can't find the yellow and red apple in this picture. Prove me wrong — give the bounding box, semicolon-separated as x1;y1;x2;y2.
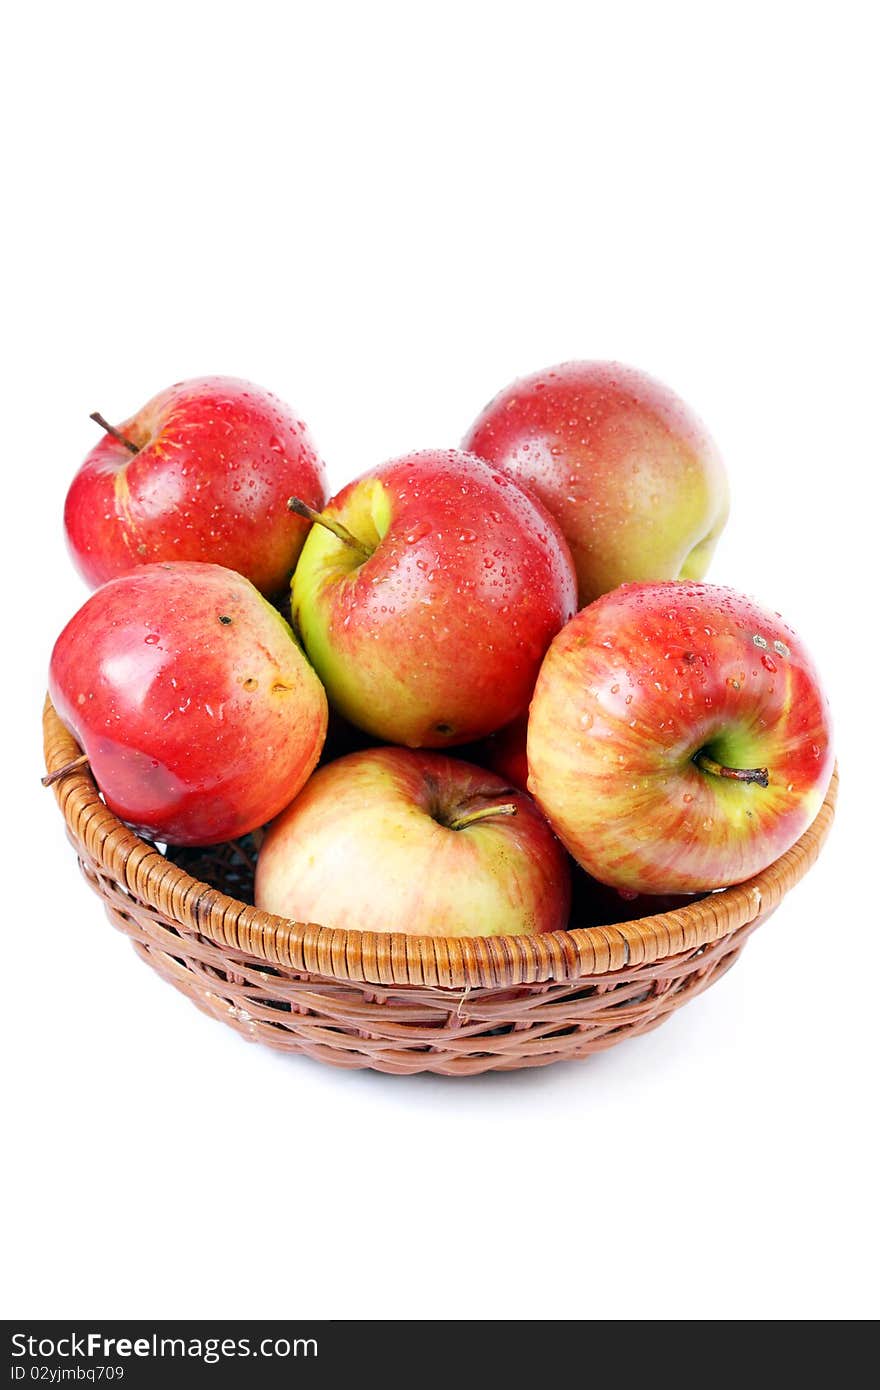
464;361;729;607
290;449;577;746
528;582;833;893
255;747;571;937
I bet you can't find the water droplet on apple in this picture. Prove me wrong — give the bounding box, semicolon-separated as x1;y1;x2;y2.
761;653;777;672
268;436;284;452
579;712;593;729
458;529;477;543
404;520;432;544
144;634;160;644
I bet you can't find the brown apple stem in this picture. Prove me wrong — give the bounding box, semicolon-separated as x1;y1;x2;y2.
41;752;91;788
287;496;373;562
448;802;518;831
90;411;139;454
694;751;769;787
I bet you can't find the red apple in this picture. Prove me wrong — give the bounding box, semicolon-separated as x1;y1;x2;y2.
290;449;577;746
255;747;571;937
527;582;834;893
48;562;328;845
463;361;729;606
65;376;327;597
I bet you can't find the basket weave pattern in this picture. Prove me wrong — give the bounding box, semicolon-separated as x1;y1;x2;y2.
43;697;837;1076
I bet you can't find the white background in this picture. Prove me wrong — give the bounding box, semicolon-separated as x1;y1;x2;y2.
3;1;877;1322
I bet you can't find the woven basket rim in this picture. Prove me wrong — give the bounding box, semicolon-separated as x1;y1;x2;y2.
42;695;838;989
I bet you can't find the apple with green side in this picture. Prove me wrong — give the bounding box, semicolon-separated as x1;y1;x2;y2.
64;376;327;597
527;581;833;894
289;449;577;747
463;361;729;607
255;747;571;937
48;562;328;846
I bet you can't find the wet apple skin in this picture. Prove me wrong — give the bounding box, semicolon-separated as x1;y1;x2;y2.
464;361;729;607
292;449;578;747
49;562;328;845
527;581;834;893
64;376;327;597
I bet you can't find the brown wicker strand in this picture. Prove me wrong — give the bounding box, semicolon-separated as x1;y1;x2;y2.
42;695;837;1074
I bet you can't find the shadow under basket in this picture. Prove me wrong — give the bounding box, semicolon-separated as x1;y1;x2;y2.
43;697;838;1077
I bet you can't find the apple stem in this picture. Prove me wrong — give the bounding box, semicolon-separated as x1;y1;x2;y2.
694;751;769;787
447;802;518;832
41;752;91;788
90;411;139;454
287;496;373;563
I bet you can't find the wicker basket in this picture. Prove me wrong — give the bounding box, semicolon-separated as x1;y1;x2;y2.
42;696;837;1076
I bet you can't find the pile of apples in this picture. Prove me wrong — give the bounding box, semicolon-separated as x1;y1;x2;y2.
48;366;834;939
